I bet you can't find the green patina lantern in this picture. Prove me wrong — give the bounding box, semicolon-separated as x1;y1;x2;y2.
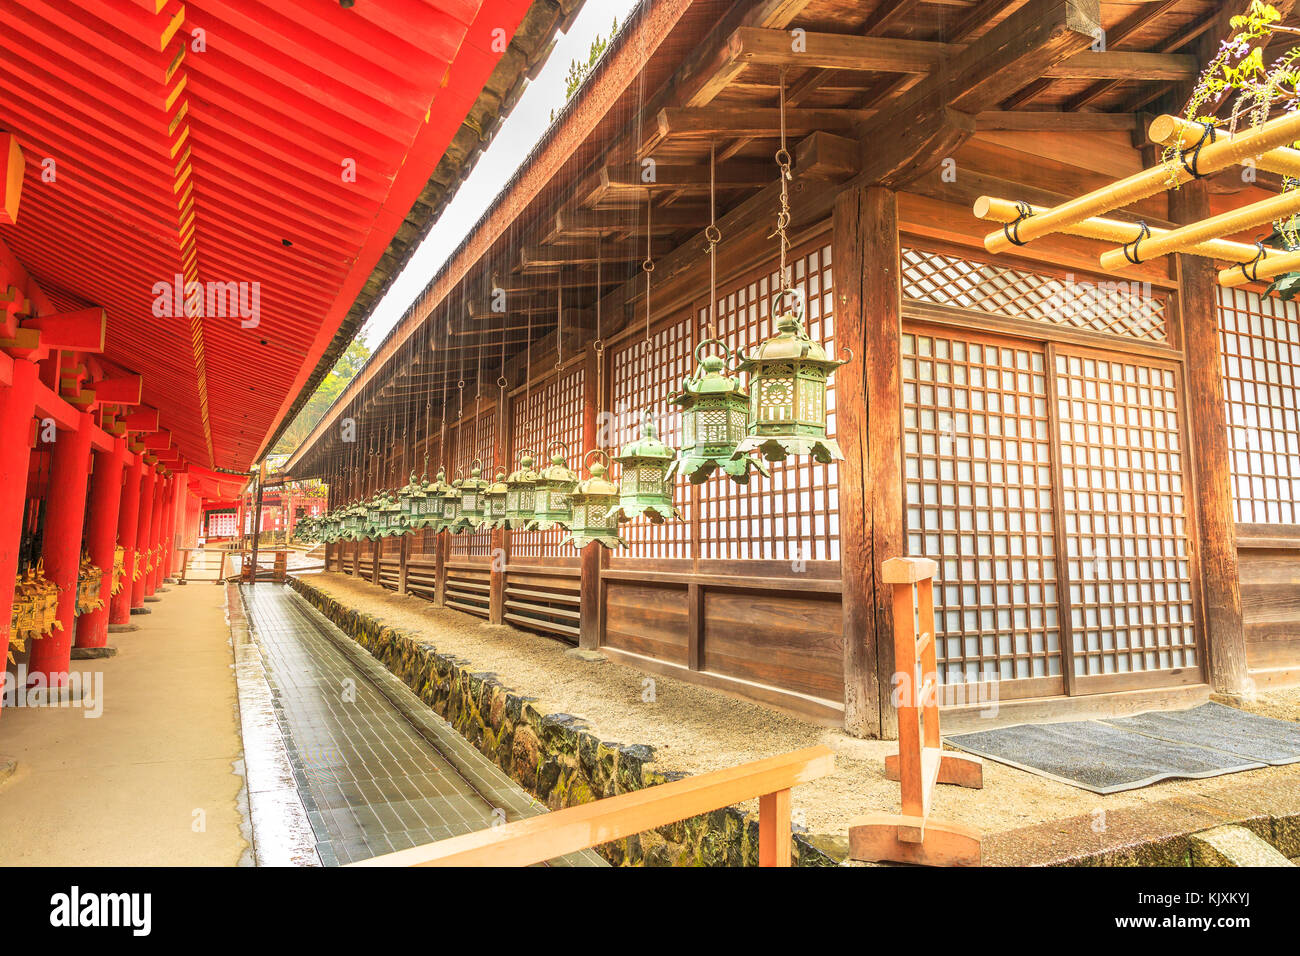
532;443;578;530
379;491;404;537
668;339;769;485
504;451;540;530
733;287;847;464
614;411;679;524
484;468;509;529
442;478;464;534
341;502;366;540
419;469;453;531
363;494;386;540
568;450;625;550
397;472;426;531
452;460;490;533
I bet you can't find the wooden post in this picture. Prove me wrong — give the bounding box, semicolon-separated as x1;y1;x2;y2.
834;184;904;738
398;534;409;595
434;532;448;607
758;788;791;867
489;385;509;625
577;345;603;650
371;537;381;586
1169;181;1250;697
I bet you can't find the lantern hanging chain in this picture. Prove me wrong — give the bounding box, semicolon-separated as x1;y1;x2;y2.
456;318;465;421
706;143;721;341
642;197;654;351
770;68;793;295
555;284;564;372
594;244;605;426
475;339;482;403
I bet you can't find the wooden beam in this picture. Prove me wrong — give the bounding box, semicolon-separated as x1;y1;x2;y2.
1043;51;1197;81
726;26;946;74
852;0;1102;188
575;162;774;206
22;307;107;352
1;133;23;226
550;206;710;240
639;107;869;156
974;111;1140;132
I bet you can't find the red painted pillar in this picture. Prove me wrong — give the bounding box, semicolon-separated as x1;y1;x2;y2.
110;453;143;624
74;437;127;648
146;474;166;595
131;466;156;609
165;472;186;578
28;411;94;687
0;359;37;675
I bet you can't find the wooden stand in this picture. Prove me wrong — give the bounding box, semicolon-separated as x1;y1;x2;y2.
849;557;984;867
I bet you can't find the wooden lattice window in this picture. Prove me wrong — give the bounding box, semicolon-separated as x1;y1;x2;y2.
1218;286;1300;525
609;313;694;559
1054;349;1197;675
698;241;839;561
901;247;1169;343
510;367;584;558
902;330;1062;685
451;405;496;557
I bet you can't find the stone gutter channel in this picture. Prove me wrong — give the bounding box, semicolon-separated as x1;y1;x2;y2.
287;575;840;866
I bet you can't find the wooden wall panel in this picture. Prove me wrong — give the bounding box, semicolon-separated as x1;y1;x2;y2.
1239;548;1300;674
604;581;689;664
701;590;843;701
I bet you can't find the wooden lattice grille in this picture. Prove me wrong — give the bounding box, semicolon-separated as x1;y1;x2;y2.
1054;349;1198;675
510;367;584;558
901;247;1169;343
1218;286;1300;525
609;312;694;559
902;330;1062;684
698;242;840;561
451;405;496;557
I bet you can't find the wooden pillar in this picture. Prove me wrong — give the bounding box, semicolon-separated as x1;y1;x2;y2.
28;411;94;686
109;452;143;625
0;358;36;666
1169;181;1250;697
371;537;381;586
433;532;448;607
489;386;510;625
834;184;904;739
578;347;603;649
130;466;156;609
397;534;409;595
145;472;166;596
75;437;127;648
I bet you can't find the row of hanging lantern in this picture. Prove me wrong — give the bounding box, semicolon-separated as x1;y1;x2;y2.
303;69;847;553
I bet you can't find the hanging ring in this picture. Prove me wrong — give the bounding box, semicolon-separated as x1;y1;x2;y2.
457;379;465;389
497;375;508;389
704;224;722;245
642;258;655;273
694;338;731;364
547;440;570;463
583;447;610;473
593;338;605;354
775;147;792;169
771;285;806;321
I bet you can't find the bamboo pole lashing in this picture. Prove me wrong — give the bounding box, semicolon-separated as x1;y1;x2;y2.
974;196;1263;263
1099;189;1300;270
1153;115;1300;179
1218;245;1298;288
982;110;1300;254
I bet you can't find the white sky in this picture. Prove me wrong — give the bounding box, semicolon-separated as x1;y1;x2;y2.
357;0;642;349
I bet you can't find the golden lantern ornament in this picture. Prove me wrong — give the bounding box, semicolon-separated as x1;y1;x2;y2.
568;450;625;550
614;411;679;524
733;287;846;464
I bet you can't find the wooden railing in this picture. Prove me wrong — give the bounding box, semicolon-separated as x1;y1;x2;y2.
351;746;834;867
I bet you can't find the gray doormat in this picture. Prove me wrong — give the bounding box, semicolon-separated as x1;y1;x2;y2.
945;703;1300;794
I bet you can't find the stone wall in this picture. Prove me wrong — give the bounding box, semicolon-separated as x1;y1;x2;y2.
288;576;842;867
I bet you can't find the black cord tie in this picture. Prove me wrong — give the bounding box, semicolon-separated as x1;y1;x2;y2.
1002;200;1034;247
1122;221;1152;265
1178;121;1218;180
1239;241;1268;283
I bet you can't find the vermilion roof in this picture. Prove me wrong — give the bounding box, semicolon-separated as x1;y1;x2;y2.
0;0;531;471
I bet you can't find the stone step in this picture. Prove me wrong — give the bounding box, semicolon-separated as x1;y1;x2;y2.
1189;825;1295;867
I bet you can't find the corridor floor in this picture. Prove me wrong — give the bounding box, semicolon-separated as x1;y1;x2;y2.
237;584;599;866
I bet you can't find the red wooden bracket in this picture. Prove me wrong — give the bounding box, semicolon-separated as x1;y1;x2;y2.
122;407;160;432
94;374;145;405
23;307;107;352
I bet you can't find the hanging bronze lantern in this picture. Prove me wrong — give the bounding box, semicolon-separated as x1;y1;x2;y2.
379;491;404;537
734;287;847;464
484;468;509;529
504;451;540;530
419;469;452;531
668;339;769;485
568;450;625;550
363;494;385;540
532;443;578;530
397;473;426;532
441;478;464;534
614;411;679;523
341;503;365;540
452;460;489;533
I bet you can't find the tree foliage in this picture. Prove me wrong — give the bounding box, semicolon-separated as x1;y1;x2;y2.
549;18;619;123
272;337;371;455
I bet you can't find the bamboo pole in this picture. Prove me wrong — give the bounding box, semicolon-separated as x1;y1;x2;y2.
1218;246;1298;288
982;110;1300;254
974;197;1262;263
1099;189;1300;270
1152;116;1300;179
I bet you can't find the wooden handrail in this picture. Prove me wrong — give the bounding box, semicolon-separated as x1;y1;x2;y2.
351;746;834;867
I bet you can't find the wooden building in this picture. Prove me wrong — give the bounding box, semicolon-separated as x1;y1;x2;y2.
285;0;1300;738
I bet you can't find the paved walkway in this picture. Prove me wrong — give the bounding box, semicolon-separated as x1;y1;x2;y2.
0;582;247;866
238;584;599;866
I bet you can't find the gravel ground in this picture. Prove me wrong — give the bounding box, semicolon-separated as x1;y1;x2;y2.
306;572;1300;842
